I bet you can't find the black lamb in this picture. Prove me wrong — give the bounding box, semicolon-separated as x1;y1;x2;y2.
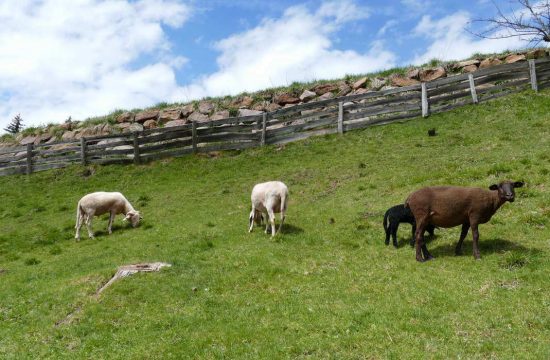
383;204;435;248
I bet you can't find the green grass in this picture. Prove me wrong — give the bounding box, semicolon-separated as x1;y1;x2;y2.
1;90;549;358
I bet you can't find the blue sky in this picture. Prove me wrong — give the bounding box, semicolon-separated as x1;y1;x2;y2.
0;0;532;130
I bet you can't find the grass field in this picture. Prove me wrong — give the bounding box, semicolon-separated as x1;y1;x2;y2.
1;90;549;359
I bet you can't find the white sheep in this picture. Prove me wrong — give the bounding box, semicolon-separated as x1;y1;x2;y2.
75;192;141;240
248;181;288;237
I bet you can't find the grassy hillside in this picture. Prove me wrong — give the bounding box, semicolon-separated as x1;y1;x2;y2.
0;89;549;359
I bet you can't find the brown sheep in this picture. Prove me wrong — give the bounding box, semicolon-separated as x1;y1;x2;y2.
405;180;524;262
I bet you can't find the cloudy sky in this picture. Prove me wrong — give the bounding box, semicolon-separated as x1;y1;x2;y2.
0;0;532;130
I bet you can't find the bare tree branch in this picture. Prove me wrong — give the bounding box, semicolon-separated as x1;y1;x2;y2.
468;0;550;44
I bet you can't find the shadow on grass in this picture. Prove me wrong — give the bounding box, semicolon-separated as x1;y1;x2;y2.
429;237;538;257
280;223;304;235
390;233;438;249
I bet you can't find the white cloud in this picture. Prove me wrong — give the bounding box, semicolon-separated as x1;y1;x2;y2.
411;11;527;64
0;0;191;129
177;1;395;100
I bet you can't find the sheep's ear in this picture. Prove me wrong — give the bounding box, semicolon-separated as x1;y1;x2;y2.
489;184;499;191
513;181;524;188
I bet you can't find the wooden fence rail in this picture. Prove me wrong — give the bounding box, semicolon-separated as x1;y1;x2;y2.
1;58;550;177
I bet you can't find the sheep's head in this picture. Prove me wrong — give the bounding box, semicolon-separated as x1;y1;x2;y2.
249;210;264;226
489;181;524;203
123;210;142;227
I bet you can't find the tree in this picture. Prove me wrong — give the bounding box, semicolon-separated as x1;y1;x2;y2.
4;113;24;134
470;0;550;46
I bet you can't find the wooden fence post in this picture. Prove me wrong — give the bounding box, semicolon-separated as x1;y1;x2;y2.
421;82;429;117
468;74;478;104
26;143;33;175
80;137;87;166
337;101;344;134
261;112;267;146
192;121;197;153
529;59;538;92
132;132;141;165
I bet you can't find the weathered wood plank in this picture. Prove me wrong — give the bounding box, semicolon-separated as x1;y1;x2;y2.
266;127;338;145
140;139;193;154
343;93;420;111
33;154;81;165
192;121;197;153
267;116;337;137
529;59;538;92
0;145;27;155
475;79;530;95
468;73;478;104
426;73;469;90
133;132;141;165
86;139;133;150
140;147;194;162
138;130;191;145
199;141;259;153
87;147;134;156
478;87;526;103
474;71;529;86
344;111;422;131
0;152;28;164
267;108;337;127
32;162;69;172
198;132;260;143
337;101;343;134
428;90;471;106
261;113;267;146
471;61;528;77
0;158;27;168
0;165;26;176
421;82;429;117
88;158;134;165
196;123;256;136
428;80;471;97
345;102;421;121
26;144;33;175
80;138;87;166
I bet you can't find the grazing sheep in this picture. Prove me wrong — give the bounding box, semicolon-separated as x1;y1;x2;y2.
248;181;288;237
75;192;142;240
383;204;435;248
405;180;524;262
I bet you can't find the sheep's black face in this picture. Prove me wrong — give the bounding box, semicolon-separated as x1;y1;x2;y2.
489;181;524;202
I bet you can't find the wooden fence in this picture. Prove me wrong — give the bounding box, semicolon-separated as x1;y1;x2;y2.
1;58;550;177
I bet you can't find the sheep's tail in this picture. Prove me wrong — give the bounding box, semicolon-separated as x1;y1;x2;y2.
383;211;389;232
281;190;288;213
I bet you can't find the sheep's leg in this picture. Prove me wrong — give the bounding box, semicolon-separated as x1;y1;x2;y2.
75;214;83;241
455;223;469;256
278;211;285;234
391;223;399;248
410;223;416;247
415;213;433;262
248;208;255;233
471;223;481;260
108;211;115;235
414;226;425;262
86;214;95;239
384;221;391;245
268;210;276;237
